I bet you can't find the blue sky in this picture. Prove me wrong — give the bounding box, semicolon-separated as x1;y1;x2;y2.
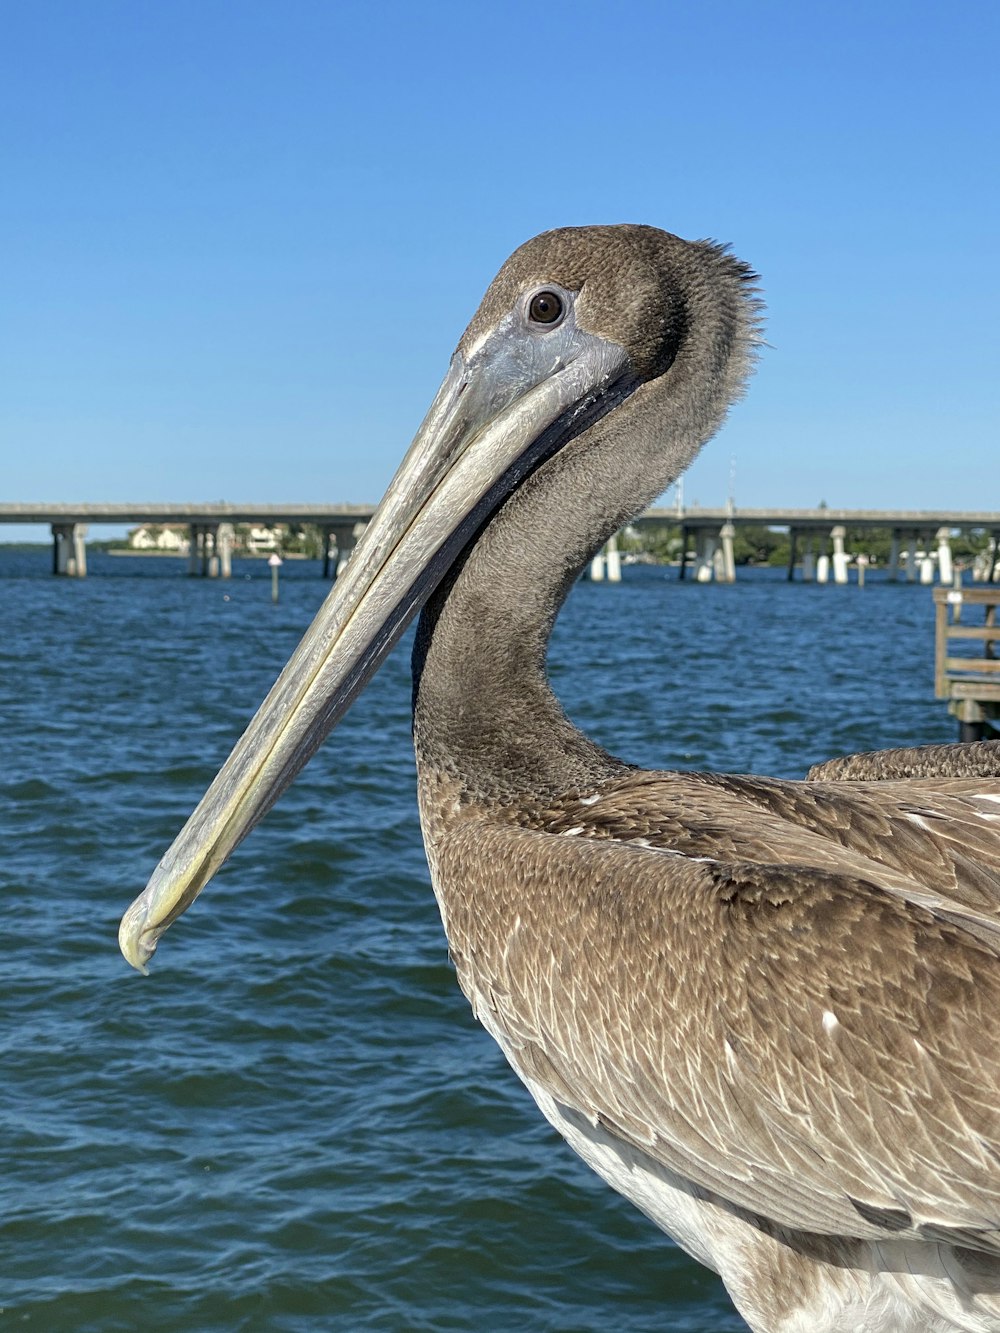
2;0;997;541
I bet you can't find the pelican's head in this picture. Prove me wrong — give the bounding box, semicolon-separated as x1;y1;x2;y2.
119;225;759;972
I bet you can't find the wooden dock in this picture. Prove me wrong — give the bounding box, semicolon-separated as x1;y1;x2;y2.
934;586;1000;739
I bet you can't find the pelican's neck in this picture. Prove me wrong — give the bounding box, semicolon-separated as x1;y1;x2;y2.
411;442;632;803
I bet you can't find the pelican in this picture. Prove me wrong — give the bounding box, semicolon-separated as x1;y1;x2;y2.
120;226;1000;1332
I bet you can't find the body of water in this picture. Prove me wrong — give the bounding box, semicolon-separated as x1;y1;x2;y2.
0;549;956;1331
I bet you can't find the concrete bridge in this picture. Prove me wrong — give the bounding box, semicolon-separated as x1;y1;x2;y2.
3;502;1000;584
632;506;1000;585
0;503;375;578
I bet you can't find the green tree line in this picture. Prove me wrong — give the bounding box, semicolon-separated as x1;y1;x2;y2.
620;524;993;568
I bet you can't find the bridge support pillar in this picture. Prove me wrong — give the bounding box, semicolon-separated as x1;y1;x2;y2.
51;523;88;576
188;523;219;576
337;523;361;577
695;532;716;582
326;519;362;578
831;526;848;584
888;531;900;581
936;527;953;585
977;533;1000;583
605;533;622;583
324;521;364;579
786;528;798;582
217;523;234;578
801;535;815;582
718;522;736;583
816;552;830;583
905;533;918;582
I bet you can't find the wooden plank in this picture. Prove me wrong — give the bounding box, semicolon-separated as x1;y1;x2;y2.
935;595;948;696
933;586;1000;604
942;625;1000;640
947;682;1000;700
944;657;1000;674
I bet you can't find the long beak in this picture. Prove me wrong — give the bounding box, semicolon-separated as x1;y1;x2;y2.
119;329;631;973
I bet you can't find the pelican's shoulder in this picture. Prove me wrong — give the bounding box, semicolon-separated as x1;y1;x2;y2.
502;766;1000;934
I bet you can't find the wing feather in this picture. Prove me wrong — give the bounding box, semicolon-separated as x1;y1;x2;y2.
435;769;1000;1253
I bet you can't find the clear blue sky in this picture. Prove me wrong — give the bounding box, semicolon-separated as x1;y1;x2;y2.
2;0;997;541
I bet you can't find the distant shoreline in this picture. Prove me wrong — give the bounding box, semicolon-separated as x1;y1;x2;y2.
0;543;311;560
104;548;313;560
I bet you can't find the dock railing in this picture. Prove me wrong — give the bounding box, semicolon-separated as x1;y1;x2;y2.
933;585;1000;739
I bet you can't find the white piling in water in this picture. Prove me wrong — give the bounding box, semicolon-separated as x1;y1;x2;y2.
590;550;605;580
605;534;621;583
51;523;88;576
920;556;935;585
217;523;234;579
831;526;849;584
719;522;736;583
936;528;953;585
816;553;830;583
695;533;716;582
905;540;918;583
801;538;815;582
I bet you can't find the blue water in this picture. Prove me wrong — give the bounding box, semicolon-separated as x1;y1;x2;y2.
0;548;955;1331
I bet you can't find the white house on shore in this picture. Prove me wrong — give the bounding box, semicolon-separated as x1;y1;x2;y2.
126;523;294;556
245;525;282;553
128;525;190;554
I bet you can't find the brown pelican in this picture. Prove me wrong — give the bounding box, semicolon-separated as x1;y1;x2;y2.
120;226;1000;1332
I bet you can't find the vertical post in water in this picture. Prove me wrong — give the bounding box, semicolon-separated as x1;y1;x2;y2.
605;533;622;583
269;552;283;603
695;532;716;583
71;524;88;577
831;526;848;585
206;525;220;578
888;531;900;581
719;522;736;583
905;532;918;583
51;523;87;575
336;523;361;577
936;527;953;586
51;524;63;575
786;528;798;582
217;524;234;579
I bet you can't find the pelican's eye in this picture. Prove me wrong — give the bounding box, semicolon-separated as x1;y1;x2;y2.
527;289;565;327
